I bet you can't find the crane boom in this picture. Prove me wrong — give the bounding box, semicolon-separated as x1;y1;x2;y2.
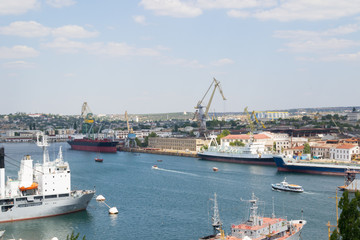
204;78;226;116
125;111;133;134
252;111;266;129
244;107;255;134
194;78;226;136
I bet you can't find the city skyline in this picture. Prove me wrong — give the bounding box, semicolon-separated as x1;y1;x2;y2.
0;0;359;115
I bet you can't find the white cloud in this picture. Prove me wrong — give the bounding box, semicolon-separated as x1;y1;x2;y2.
197;0;275;9
321;51;360;61
0;46;39;59
227;9;250;18
212;58;234;66
140;0;360;21
45;0;76;8
255;0;360;21
43;38;161;57
42;38;87;53
139;0;202;18
0;0;38;15
2;61;36;69
133;15;147;25
274;24;360;39
52;25;98;38
161;57;205;68
0;21;51;38
286;38;360;53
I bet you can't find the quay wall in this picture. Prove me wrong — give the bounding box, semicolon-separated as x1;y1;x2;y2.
119;147;198;158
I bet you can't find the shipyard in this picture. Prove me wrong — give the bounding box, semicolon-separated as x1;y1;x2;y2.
1;1;360;240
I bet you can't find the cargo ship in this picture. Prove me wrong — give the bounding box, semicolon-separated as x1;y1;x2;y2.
0;133;94;223
198;135;275;166
200;193;306;240
67;102;119;153
67;137;118;153
274;156;360;176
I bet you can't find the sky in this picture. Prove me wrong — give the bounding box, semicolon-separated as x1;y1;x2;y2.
0;0;359;115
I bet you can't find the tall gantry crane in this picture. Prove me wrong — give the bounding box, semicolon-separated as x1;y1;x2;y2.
125;111;137;148
79;102;95;136
194;78;226;136
244;107;266;137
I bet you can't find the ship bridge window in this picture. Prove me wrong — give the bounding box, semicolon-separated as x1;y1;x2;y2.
0;199;14;205
59;193;69;197
45;194;57;199
1;205;14;212
34;196;43;200
16;197;26;201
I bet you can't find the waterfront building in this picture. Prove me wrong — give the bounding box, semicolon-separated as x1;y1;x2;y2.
330;144;359;161
148;137;209;152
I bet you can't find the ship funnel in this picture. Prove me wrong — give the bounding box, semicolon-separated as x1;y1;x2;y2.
0;147;5;198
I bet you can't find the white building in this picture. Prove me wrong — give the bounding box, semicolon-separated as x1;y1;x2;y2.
330;144;359;161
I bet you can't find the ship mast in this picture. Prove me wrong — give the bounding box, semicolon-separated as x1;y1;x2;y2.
211;193;222;235
36;132;50;163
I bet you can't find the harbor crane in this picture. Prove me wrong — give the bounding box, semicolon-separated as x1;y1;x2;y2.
194;78;226;136
79;102;95;136
244;107;266;136
125;111;137;148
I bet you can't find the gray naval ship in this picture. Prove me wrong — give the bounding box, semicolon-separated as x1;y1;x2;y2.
0;133;95;223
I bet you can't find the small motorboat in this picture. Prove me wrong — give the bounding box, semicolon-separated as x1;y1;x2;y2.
95;158;103;162
212;167;218;172
271;177;303;193
152;165;159;170
157;160;163;162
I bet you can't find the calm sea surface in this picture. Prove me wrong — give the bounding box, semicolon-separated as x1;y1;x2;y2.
0;142;341;240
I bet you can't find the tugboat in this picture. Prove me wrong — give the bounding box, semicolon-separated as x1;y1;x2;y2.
271;178;304;193
200;193;306;240
0;133;95;223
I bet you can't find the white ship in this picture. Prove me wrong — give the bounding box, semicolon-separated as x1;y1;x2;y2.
0;133;94;223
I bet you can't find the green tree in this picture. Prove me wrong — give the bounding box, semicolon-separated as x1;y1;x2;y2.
303;143;311;154
229;140;245;147
331;191;360;240
216;130;230;144
273;142;276;152
67;231;86;240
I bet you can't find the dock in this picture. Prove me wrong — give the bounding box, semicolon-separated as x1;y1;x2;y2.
118;147;198;158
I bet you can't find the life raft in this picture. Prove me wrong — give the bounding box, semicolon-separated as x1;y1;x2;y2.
19;182;38;191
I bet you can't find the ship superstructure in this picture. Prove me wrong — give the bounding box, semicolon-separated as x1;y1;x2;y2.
0;133;94;223
200;193;306;240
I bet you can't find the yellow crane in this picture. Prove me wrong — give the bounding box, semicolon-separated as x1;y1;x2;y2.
125;111;134;134
195;78;226;136
252;111;266;129
244;107;255;134
125;111;137;148
244;107;266;135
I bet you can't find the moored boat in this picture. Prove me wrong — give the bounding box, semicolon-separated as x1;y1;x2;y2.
272;178;304;193
200;193;306;240
274;156;360;176
0;133;94;223
198;135;275;166
68;137;118;153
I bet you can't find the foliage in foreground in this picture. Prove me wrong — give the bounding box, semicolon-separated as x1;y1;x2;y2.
330;191;360;240
67;231;86;240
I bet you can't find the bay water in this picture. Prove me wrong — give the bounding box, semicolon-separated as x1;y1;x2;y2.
0;142;340;239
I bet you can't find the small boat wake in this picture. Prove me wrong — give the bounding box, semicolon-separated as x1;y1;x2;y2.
153;167;199;177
